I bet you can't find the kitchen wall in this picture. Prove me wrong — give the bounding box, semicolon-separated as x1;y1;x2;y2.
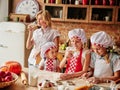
12;0;120;47
52;22;120;46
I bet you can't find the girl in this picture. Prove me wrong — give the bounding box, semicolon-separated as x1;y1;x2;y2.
59;28;91;80
39;42;60;72
87;31;120;84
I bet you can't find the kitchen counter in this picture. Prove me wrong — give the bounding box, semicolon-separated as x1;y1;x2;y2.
2;68;120;90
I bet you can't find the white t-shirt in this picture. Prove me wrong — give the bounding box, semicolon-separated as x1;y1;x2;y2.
28;27;60;65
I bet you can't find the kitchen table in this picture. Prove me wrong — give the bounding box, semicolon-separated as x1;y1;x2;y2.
2;68;120;90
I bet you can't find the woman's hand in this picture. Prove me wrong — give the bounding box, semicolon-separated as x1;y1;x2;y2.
27;23;38;32
87;77;101;84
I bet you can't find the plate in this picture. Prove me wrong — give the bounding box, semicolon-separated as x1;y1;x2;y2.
0;73;18;88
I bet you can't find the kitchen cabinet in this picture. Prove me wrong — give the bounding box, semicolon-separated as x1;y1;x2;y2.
43;4;65;21
115;6;120;24
43;4;89;23
65;5;89;23
43;0;120;24
89;5;116;24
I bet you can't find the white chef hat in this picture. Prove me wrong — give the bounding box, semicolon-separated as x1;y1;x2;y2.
90;31;114;48
68;28;87;43
40;42;56;58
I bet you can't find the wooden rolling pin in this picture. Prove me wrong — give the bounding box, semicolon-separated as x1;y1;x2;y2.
20;71;28;85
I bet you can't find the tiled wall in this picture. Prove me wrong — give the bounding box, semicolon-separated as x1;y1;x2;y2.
52;21;120;47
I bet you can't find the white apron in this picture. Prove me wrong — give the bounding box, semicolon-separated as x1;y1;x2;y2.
94;58;113;78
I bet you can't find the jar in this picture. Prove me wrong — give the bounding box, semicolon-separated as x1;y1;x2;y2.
95;0;99;5
56;0;62;4
103;0;106;5
50;0;55;3
82;0;88;5
75;0;79;5
46;0;50;3
109;0;115;6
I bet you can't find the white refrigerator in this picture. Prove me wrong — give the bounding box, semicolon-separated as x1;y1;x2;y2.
0;22;26;67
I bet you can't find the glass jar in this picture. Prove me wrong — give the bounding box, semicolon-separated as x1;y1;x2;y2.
95;0;99;5
109;0;115;6
82;0;88;5
103;0;106;5
75;0;79;5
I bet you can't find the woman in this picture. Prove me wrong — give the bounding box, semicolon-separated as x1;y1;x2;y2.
26;10;60;66
87;31;120;84
59;28;91;80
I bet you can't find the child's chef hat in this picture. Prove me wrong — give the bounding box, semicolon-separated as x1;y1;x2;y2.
90;31;114;48
68;28;87;43
40;42;56;58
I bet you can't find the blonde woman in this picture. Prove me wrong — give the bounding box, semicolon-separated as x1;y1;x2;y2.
26;10;60;66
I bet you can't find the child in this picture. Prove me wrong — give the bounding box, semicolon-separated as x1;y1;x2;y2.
87;31;120;84
59;28;91;80
39;42;60;72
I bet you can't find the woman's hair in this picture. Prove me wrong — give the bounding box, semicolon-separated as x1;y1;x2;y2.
36;10;52;27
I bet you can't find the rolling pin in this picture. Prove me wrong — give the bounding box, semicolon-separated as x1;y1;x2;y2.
20;71;28;85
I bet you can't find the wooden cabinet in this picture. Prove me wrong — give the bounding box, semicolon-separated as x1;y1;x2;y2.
115;6;120;24
65;5;89;23
43;4;65;21
43;0;120;24
89;5;116;24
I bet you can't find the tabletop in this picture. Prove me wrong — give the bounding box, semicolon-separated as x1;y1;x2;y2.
2;68;120;90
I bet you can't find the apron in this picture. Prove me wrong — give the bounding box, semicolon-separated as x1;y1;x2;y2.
94;57;113;78
65;49;83;73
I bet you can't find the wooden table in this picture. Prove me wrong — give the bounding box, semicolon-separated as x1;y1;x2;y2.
2;68;120;90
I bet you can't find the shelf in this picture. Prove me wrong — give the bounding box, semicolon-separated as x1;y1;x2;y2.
65;5;89;23
43;0;120;24
43;4;65;21
115;6;120;24
89;5;116;24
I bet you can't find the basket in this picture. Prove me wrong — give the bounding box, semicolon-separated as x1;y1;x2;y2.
0;73;18;88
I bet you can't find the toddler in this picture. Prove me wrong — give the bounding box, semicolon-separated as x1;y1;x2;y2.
39;42;60;72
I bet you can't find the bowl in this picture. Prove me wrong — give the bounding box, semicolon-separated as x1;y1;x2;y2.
0;73;18;88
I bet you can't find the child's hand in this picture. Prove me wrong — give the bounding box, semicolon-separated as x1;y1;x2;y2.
64;50;73;59
60;73;72;80
87;77;101;84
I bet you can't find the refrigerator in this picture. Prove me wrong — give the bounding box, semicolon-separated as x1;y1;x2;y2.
0;22;26;67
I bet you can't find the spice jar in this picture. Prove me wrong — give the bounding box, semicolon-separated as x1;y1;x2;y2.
56;0;62;4
103;0;106;5
82;0;88;5
109;0;115;6
75;0;79;5
95;0;99;5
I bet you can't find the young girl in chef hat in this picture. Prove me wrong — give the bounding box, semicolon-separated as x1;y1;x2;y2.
39;42;60;72
86;31;120;84
59;28;91;80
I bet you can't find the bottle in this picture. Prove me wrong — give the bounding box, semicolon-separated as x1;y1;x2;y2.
95;0;99;5
46;0;50;3
103;0;106;5
109;0;115;6
56;0;62;4
82;0;88;5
